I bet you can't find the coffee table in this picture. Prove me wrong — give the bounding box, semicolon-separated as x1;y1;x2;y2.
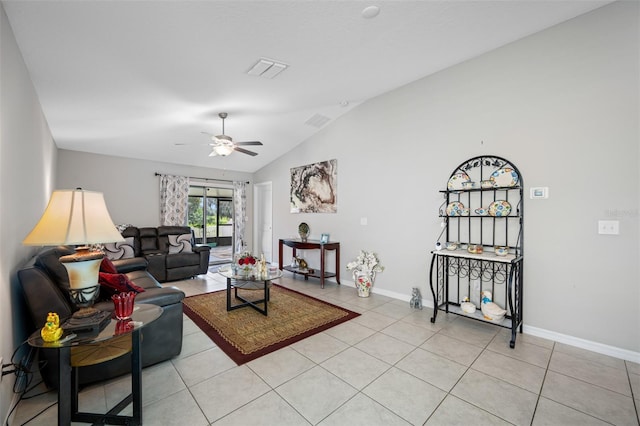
27;303;162;426
219;266;283;316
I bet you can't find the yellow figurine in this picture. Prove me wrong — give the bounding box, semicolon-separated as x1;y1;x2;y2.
41;312;63;342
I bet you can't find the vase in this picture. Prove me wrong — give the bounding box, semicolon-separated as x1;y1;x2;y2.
354;271;373;298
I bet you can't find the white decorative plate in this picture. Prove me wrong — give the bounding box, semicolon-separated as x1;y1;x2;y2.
488;200;512;217
447;173;470;190
446;202;465;216
490;167;519;187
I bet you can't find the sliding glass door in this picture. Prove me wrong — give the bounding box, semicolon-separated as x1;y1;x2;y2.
187;186;233;247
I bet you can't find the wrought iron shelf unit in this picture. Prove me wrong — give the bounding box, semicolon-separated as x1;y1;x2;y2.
429;155;524;348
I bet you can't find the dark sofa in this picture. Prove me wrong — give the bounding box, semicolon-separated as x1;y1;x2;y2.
17;246;185;388
107;226;211;282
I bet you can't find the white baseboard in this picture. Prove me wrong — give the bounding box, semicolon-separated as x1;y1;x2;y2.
370;286;640;364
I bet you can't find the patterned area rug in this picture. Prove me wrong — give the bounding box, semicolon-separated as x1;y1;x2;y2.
182;284;360;365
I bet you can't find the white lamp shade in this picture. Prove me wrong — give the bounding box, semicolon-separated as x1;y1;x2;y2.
23;189;124;246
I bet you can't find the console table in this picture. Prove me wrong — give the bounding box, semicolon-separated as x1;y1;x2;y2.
28;304;162;425
279;238;340;288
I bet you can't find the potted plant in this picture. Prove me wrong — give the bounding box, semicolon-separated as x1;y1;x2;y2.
346;250;384;297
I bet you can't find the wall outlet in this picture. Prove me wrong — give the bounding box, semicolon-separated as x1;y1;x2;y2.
598;220;619;235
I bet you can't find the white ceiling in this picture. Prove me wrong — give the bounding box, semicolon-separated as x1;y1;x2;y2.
3;0;611;173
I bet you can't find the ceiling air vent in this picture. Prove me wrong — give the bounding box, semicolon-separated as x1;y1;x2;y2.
305;114;331;128
247;58;288;79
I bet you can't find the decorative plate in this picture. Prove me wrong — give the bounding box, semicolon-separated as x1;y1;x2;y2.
447;173;470;190
488;200;512;217
490;167;519;187
446;202;465;216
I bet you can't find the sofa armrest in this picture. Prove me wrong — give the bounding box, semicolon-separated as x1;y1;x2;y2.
113;257;148;274
193;245;211;254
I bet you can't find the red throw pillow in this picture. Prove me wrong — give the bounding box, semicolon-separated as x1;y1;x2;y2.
100;257;118;274
98;272;145;297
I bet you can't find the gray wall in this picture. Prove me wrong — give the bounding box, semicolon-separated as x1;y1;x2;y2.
255;2;639;354
56;149;253;231
0;4;58;421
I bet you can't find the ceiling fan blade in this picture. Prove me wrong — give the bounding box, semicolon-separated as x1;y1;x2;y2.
208;150;218;157
234;147;258;156
234;141;263;146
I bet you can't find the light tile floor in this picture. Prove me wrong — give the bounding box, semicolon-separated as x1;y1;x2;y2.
10;273;640;425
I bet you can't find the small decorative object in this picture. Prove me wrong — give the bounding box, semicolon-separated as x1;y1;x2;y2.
467;245;483;254
112;291;136;320
461;208;470;216
409;287;423;310
346;250;384;298
237;251;258;276
494;246;509;256
488;200;512;217
474;207;488;216
461;181;476;189
446;242;458;251
481;180;494;189
445;202;465;216
460;297;476;314
258;253;268;278
41;312;63;342
435;242;442;251
320;233;330;244
447;172;470;190
296;257;308;271
490;167;519;188
298;222;310;241
480;291;506;323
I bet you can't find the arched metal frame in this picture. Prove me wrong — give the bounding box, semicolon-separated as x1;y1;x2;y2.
429;155;524;348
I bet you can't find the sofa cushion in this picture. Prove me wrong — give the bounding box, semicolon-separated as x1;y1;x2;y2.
165;252;200;268
168;233;193;254
103;237;135;260
98;272;146;297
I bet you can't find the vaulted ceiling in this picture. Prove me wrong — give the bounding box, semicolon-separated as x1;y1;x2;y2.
3;0;611;172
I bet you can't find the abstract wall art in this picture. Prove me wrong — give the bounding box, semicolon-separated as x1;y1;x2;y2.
290;159;337;213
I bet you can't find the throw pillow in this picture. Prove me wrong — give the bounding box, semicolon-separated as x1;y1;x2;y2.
100;257;118;274
168;233;193;254
104;237;135;260
98;272;145;297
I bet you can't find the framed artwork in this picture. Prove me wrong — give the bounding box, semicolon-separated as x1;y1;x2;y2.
320;233;330;244
290;159;337;213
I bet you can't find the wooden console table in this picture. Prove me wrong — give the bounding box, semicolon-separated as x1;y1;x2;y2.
279;239;340;288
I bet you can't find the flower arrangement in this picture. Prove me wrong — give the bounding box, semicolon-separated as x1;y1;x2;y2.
346;250;384;296
237;252;257;267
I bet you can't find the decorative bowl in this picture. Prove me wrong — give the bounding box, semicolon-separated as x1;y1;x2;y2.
467;244;483;254
494;246;509;256
461;181;476;189
474;208;488;216
461;302;476;314
446;242;458;251
481;180;494;188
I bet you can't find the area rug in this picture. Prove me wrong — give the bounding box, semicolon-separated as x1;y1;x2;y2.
182;284;360;365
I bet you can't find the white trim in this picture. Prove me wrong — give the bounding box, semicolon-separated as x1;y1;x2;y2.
367;283;640;363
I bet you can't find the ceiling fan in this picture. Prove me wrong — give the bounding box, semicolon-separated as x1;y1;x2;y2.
202;112;263;157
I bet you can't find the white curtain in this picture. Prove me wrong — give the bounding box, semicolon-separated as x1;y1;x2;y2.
159;174;190;226
233;181;247;254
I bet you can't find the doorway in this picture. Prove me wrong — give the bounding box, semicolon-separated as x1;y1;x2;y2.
253;181;273;262
188;185;234;264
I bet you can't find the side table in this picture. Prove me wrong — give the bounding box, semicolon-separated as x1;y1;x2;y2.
27;303;163;426
278;238;340;288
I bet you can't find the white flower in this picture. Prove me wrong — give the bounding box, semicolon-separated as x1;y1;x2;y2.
346;250;384;275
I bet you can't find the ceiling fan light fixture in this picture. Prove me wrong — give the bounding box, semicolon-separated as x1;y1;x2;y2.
212;144;234;156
